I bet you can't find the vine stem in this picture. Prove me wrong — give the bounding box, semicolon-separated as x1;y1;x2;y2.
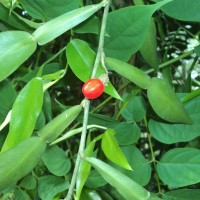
65;1;110;199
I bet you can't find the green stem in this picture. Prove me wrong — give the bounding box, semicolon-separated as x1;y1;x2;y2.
42;46;66;66
91;0;110;78
145;50;193;74
144;117;161;194
65;1;110;199
65;100;90;200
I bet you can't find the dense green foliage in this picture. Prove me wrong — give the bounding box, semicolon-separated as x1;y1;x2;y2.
0;0;200;199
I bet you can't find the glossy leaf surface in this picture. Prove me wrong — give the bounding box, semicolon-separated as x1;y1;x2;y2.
0;31;37;82
1;77;43;152
38;105;82;142
84;157;150;200
147;78;191;124
66;39;121;99
105;57;150;89
33;2;105;45
157;148;200;187
0;136;46;191
101;129;132;170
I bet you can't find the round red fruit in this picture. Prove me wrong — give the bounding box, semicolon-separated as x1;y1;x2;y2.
82;78;104;99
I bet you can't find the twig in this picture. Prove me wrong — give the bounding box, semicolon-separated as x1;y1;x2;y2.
65;1;110;199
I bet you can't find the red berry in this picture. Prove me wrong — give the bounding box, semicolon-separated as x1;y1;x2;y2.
82;78;104;99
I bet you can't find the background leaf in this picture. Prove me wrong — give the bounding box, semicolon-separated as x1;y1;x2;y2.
0;81;16;124
21;0;80;21
42;145;71;176
104;0;171;61
0;31;37;82
163;189;200;200
66;39;121;99
149;95;200;144
154;0;200;22
147;78;191;124
38;175;69;200
111;146;151;186
157;148;200;187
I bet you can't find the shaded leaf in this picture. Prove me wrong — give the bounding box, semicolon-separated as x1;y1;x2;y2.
147;78;191;124
157;148;200;187
148;95;200;144
21;0;80;21
42;145;71;176
155;0;200;22
38;175;69;200
163;189;200;200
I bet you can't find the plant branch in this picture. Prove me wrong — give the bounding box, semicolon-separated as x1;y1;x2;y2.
65;1;110;199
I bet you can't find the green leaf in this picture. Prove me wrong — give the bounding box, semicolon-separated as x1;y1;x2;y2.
38;105;82;142
163;189;200;200
157;148;200;187
66;39;121;99
147;78;191;124
105;57;150;89
42;145;71;176
0;31;37;82
0;136;46;191
0;81;16;124
111;146;151;186
85;170;107;189
122;95;146;122
20;175;37;190
1;78;43;152
101;129;132;170
76;141;95;200
0;4;33;31
14;189;31;200
140;19;159;70
38;175;69;200
149;95;200;144
84;157;150;200
80;188;102;200
74;16;102;35
155;0;200;22
33;1;105;45
114;122;141;145
21;0;80;21
104;0;172;61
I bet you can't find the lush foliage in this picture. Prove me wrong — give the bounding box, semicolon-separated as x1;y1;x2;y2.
0;0;200;199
